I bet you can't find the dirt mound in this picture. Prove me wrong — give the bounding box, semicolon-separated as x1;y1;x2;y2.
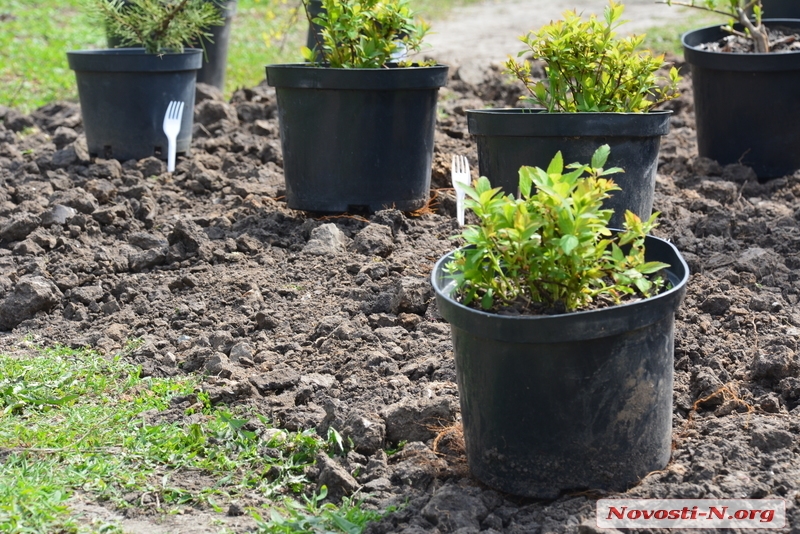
0;59;799;532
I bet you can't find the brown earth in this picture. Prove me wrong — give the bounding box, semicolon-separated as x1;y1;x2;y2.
0;55;799;533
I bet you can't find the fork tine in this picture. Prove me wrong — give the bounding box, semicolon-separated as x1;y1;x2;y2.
177;101;184;119
167;101;175;118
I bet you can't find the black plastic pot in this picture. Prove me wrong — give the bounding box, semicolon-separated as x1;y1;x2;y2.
195;0;236;89
431;235;689;498
107;0;236;90
760;1;800;18
466;109;671;229
682;20;800;179
266;63;448;212
67;49;201;162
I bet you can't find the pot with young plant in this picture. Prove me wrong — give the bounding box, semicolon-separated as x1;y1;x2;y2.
431;145;689;498
67;0;223;162
665;0;800;178
106;0;237;90
467;1;679;230
266;0;448;213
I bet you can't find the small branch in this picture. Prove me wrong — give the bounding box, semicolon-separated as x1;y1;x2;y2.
724;27;750;39
771;35;797;47
152;0;192;44
737;7;769;52
102;0;148;46
655;0;734;19
743;0;760;15
660;0;771;53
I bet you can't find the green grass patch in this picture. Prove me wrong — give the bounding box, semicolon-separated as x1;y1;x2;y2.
0;0;104;113
640;11;722;56
0;0;307;113
226;0;308;94
0;0;482;114
0;346;381;533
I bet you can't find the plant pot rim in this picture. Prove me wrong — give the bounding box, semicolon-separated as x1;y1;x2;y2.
467;108;673;116
266;63;449;90
431;234;689;343
266;62;449;70
67;47;204;56
682;19;800;71
67;48;203;72
117;0;238;16
466;108;672;137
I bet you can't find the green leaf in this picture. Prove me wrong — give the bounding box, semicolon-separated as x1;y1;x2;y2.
559;234;579;254
638;261;670;274
599;166;624;177
634;276;652;294
461;227;481;244
462;288;475;306
533;81;548;106
474;176;492;195
480;290;494;310
591;144;611;170
33;394;79;406
611;242;624;262
518;167;533;199
557;208;575;235
329;513;360;534
300;46;315;62
546;151;564;176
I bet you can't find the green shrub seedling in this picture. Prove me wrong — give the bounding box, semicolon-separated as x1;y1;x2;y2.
302;0;433;68
93;0;224;55
505;0;680;112
446;145;670;314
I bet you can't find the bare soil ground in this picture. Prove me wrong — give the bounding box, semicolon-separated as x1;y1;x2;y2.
1;27;799;534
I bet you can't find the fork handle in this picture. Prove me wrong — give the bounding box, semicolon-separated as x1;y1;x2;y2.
167;135;177;173
456;190;465;226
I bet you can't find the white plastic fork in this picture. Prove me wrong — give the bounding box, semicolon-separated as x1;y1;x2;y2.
162;100;184;173
451;154;470;226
